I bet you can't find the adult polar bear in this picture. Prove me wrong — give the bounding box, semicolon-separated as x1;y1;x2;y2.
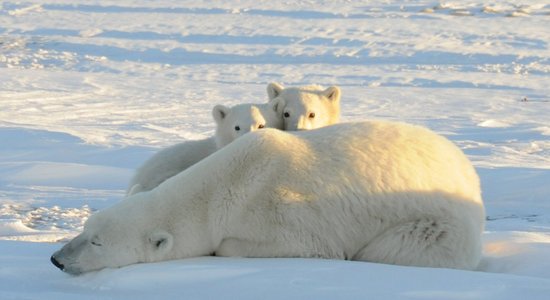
51;121;485;274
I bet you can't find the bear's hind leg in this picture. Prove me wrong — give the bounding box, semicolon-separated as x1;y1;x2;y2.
352;218;478;270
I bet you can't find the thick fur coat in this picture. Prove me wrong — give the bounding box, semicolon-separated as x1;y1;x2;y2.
53;121;485;274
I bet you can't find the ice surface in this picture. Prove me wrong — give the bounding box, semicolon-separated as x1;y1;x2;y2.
0;0;549;298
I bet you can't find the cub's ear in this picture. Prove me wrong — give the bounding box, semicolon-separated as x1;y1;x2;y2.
323;86;341;103
128;183;143;196
212;105;231;124
149;231;174;253
267;82;285;101
270;98;286;115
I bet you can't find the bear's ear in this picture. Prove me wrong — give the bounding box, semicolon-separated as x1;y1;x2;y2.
323;86;341;103
212;105;231;124
270;98;286;115
267;82;285;101
128;183;143;196
149;231;174;253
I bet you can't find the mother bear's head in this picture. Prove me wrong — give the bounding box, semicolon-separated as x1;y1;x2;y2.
50;189;210;275
51;200;172;275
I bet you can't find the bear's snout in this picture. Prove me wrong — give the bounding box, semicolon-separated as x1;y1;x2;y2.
50;254;64;271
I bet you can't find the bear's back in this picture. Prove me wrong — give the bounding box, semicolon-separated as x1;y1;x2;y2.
247;120;481;205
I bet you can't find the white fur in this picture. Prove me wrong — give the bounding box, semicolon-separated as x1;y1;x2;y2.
267;82;341;130
53;121;485;275
212;102;282;148
126;102;282;195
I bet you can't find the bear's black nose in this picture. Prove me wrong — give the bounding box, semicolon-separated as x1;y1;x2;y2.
50;255;64;270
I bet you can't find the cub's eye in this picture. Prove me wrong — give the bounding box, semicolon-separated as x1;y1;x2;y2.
284;112;290;118
258;124;265;129
91;241;102;246
309;112;316;118
234;125;240;131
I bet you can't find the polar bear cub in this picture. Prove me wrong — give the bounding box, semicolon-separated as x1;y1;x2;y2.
127;102;282;195
267;83;341;130
212;102;281;148
53;121;484;275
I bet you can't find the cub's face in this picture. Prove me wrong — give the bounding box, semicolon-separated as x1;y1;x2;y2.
212;103;282;148
267;83;341;131
279;92;332;131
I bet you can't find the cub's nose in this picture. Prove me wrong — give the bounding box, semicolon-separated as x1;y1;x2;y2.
50;255;64;271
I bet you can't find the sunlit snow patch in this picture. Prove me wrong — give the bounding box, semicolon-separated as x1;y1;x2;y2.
477;119;510;128
480;231;550;278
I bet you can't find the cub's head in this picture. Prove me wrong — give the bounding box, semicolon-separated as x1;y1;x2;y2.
267;82;341;131
212;102;283;148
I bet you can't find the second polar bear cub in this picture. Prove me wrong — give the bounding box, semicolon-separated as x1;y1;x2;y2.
267;82;341;130
127;102;283;195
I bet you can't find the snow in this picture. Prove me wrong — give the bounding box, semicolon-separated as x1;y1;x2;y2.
0;0;549;298
2;243;550;300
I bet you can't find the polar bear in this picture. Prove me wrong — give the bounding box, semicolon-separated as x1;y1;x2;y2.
267;83;341;130
52;121;484;275
126;102;283;195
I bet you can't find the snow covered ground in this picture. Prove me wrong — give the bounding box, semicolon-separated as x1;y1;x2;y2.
1;0;549;298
